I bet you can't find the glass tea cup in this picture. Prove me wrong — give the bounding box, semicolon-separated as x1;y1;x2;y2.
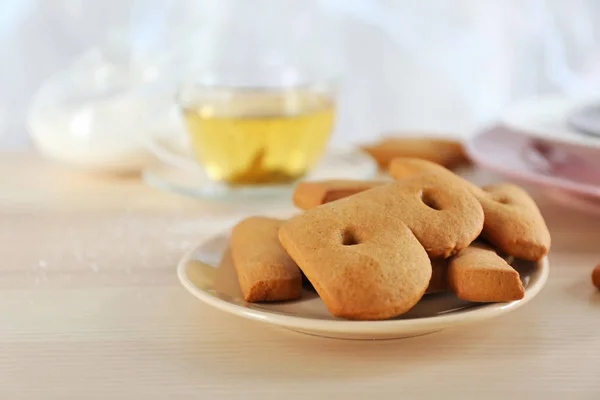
176;72;337;186
135;0;343;193
142;66;338;190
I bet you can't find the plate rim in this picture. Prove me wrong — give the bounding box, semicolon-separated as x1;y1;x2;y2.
177;236;549;335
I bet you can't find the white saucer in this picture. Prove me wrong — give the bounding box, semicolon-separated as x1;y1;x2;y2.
177;232;549;340
501;94;600;167
143;148;377;200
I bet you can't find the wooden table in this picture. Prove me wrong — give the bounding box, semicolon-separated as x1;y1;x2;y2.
1;152;599;399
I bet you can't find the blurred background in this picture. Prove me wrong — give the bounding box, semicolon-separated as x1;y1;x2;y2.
2;0;600;150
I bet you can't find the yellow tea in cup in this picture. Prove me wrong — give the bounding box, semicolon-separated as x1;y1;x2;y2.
180;89;335;185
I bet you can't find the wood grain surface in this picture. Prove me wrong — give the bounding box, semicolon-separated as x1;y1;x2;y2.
1;153;599;399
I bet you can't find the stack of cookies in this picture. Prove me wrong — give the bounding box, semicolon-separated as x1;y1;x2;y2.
228;154;551;321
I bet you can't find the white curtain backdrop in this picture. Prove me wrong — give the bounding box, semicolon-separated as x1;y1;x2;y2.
1;0;599;149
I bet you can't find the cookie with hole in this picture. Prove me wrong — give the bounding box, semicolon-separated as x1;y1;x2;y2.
389;158;551;261
231;217;302;302
278;174;484;320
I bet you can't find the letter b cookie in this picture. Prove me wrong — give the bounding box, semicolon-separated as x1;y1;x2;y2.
279;173;484;320
389;158;551;261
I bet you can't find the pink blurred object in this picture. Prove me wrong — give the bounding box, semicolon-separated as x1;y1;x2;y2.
466;126;600;214
501;94;600;169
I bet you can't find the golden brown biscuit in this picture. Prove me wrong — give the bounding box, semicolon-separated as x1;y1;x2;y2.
448;243;525;302
361;137;470;170
293;180;386;210
426;258;448;294
389;158;551;261
279;173;484;320
230;217;302;302
592;264;600;290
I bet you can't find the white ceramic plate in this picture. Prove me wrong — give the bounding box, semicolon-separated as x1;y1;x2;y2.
501;94;600;166
178;232;549;340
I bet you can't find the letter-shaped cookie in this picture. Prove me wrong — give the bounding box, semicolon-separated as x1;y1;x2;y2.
293;180;386;210
279;174;484;320
448;243;525;302
231;217;302;302
389;158;551;261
